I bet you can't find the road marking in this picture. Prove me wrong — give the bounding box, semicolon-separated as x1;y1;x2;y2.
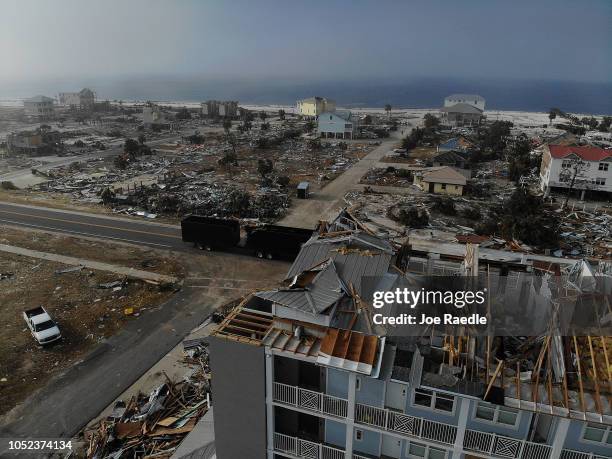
186;285;252;290
0;208;182;239
0;218;173;248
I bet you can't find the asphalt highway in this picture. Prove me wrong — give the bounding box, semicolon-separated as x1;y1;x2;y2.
0;201;184;249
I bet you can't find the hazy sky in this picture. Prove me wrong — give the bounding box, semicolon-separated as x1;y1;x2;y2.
1;0;610;83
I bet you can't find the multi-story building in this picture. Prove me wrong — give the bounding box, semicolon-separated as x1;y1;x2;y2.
443;95;486;112
318;111;358;139
439;104;483;128
539;144;612;198
58;88;95;110
297;97;336;118
142;103;171;128
208;212;611;459
201;100;239;117
23;95;54;119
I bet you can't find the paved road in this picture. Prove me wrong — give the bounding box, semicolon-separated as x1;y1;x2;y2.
279;130;405;228
0;201;183;249
0;287;211;444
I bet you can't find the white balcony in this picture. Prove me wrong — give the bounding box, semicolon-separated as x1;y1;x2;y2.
273;432;345;459
354;403;457;445
272;382;608;459
560;450;611;459
464;429;552;459
273;382;349;418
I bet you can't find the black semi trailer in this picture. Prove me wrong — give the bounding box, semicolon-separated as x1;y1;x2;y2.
245;224;314;260
181;216;241;251
181;216;314;260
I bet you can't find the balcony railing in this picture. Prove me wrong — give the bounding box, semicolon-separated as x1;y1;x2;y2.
273;432;345;459
354;403;457;445
273;382;602;459
273;382;349;418
464;429;551;459
560;450;611;459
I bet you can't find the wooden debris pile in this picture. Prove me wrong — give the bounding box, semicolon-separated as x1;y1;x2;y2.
84;343;210;459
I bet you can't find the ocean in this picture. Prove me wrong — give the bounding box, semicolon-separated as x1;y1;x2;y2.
1;76;610;114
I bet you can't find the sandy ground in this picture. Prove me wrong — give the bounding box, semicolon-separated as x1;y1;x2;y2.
0;227;185;415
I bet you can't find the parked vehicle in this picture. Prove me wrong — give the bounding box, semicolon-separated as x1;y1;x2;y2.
23;306;61;345
181;216;314;260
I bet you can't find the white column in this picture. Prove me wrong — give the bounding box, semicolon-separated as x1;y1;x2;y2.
452;398;470;459
265;348;275;459
549;418;570;459
345;372;357;459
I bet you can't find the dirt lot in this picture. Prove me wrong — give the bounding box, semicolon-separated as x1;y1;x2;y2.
0;227;185;414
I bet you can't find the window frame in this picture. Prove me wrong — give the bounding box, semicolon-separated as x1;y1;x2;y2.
412;388;456;414
355;429;363;442
581;422;612;446
598;162;609;171
473;401;520;429
407;440;448;459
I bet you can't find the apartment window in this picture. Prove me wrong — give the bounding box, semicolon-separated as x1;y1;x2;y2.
408;441;447;459
583;423;612;445
355;429;363;441
595;177;606;186
599;162;609;171
562;160;572;168
413;389;455;413
475;402;519;426
441;183;447;190
356;377;361;391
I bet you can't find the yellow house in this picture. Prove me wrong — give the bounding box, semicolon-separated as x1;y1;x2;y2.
414;166;467;196
297;96;336;118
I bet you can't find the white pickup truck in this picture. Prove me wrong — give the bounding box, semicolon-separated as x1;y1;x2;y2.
23;306;62;345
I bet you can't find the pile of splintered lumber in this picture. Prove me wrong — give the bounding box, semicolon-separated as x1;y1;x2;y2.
85;343;210;459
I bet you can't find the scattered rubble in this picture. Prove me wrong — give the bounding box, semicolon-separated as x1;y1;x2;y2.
83;342;211;459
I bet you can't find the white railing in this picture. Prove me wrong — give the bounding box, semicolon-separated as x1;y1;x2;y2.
561;450;611;459
353;455;370;459
273;382;348;418
464;429;552;459
273;432;345;459
354;403;456;445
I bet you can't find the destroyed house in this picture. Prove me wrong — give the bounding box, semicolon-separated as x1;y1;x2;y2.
208;212;611;459
437;136;475;153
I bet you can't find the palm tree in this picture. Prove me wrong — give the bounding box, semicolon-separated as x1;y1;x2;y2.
385;104;392;118
548;109;557;126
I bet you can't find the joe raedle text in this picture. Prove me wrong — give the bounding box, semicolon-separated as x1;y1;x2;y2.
372;313;487;326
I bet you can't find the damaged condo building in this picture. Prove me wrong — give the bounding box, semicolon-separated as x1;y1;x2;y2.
208;212;611;459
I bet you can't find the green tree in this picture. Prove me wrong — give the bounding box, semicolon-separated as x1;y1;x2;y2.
423;113;440;129
124;138;140;155
261;122;270;131
278;109;285;120
507;136;536;183
257;159;274;179
548;109;557;126
260;111;268;121
222;118;232;133
477;188;559;248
